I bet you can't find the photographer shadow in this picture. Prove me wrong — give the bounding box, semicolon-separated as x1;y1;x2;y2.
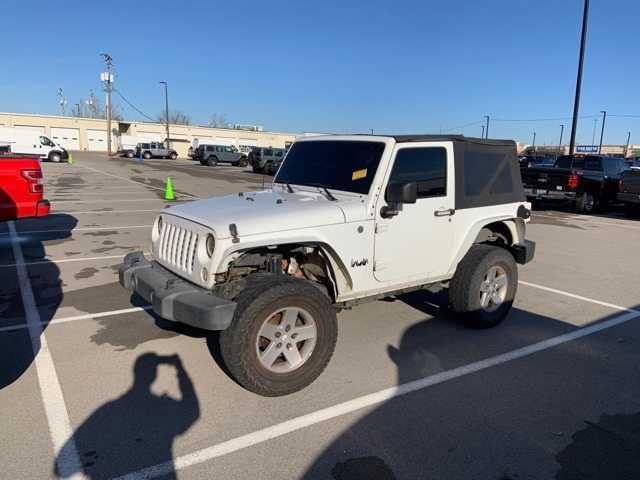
54;352;199;479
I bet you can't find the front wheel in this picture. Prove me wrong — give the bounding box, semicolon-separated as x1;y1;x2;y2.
169;152;177;160
238;157;248;167
206;156;218;167
49;152;62;163
220;276;338;396
126;151;134;158
449;244;518;329
143;152;152;160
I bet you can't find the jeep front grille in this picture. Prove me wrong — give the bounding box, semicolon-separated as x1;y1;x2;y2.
158;221;199;274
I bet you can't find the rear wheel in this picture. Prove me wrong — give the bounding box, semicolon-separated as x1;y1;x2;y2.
575;192;596;214
220;276;337;396
49;152;61;163
252;165;263;174
126;151;134;158
206;156;218;167
239;157;248;167
143;152;152;160
449;244;518;329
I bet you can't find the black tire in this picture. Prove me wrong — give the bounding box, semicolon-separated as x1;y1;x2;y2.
449;244;518;329
625;204;640;218
199;160;206;166
126;151;134;158
206;156;218;167
49;152;61;163
169;152;177;160
574;192;596;214
143;152;152;160
239;157;248;167
252;165;263;174
220;276;338;397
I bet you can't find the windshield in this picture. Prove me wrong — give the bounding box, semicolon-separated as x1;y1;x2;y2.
275;140;385;194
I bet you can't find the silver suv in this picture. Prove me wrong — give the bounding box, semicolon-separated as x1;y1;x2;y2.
195;144;248;167
249;147;286;174
135;142;178;160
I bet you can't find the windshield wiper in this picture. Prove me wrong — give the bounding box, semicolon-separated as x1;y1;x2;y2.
286;183;294;193
318;186;337;201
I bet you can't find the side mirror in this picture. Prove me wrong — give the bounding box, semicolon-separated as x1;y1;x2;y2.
386;181;417;204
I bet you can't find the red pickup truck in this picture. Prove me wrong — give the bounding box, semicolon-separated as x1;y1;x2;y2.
0;155;50;221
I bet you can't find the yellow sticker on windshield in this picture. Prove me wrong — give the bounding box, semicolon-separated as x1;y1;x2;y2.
352;169;367;181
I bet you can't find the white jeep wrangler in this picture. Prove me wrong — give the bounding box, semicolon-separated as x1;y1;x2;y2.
120;135;535;396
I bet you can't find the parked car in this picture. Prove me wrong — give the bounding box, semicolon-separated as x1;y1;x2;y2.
0;126;68;162
194;144;248;167
522;154;629;213
135;142;178;160
618;169;640;217
249;147;286;173
0;155;50;221
119;134;535;396
118;135;160;158
187;146;194;158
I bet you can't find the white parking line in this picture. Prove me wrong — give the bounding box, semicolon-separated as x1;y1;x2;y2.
117;305;640;480
0;306;152;333
8;221;83;479
0;252;149;268
78;164;199;199
0;225;152;236
519;280;639;313
51;198;184;204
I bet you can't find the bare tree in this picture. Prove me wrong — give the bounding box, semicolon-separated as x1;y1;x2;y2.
208;113;231;128
157;110;192;125
71;92;123;121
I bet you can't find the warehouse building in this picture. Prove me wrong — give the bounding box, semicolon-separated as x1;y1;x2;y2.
0;112;298;158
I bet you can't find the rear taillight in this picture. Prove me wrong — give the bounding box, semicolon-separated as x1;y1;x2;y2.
619;178;624;192
21;169;44;193
567;173;579;190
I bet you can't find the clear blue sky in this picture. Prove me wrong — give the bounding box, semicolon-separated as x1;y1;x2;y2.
2;0;638;146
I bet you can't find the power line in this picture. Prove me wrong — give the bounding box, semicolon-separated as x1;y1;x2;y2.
443;119;484;132
493;115;598;122
112;87;156;122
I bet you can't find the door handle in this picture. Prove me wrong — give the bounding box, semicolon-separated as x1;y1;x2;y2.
434;208;455;217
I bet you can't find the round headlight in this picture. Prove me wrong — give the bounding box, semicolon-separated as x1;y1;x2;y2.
157;216;163;234
205;234;215;257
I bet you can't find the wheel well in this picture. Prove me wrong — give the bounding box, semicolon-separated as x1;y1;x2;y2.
221;243;352;302
475;221;513;247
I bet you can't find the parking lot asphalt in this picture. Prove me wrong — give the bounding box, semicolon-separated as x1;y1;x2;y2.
1;152;639;480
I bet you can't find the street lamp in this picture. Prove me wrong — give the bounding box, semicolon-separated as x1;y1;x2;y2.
558;124;565;154
159;81;170;149
598;110;607;154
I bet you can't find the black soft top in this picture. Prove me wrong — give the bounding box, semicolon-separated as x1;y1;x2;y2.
354;134;523;209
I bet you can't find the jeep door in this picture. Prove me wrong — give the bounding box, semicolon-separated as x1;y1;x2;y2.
373;143;455;283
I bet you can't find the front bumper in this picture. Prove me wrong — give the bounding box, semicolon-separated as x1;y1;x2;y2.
118;251;236;330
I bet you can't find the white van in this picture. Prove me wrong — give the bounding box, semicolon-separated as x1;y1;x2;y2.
0;126;68;162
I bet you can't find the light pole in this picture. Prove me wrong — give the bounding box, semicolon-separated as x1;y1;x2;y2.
159;81;170;149
598;110;607;154
624;131;631;158
370;129;374;135
532;132;536;152
484;115;490;139
558;124;565;154
568;0;589;158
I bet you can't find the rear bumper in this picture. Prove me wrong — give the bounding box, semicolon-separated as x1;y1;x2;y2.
118;251;236;331
525;188;576;201
618;192;640;204
513;240;536;265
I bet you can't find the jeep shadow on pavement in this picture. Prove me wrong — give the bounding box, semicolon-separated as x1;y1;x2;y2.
120;134;536;397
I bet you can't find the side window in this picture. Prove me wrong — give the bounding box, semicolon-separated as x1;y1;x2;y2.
388;147;447;198
39;136;50;146
275;150;283;157
216;146;223;152
264;149;273;156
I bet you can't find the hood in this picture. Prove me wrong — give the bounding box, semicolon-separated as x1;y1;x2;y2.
165;189;366;239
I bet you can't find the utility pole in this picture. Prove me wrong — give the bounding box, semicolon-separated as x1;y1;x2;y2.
568;0;589;157
100;53;114;156
598;110;607;154
481;125;485;139
370;128;374;135
159;81;170;148
558;124;564;154
484;115;490;139
624;131;631;158
591;118;598;147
